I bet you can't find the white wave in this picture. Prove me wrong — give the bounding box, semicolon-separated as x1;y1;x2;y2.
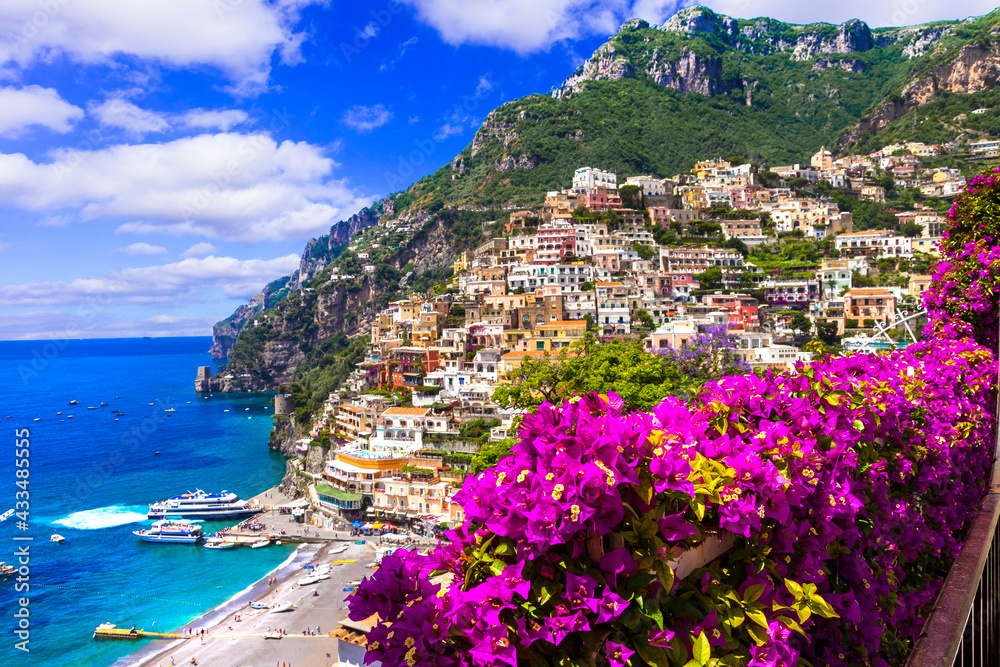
53;505;148;530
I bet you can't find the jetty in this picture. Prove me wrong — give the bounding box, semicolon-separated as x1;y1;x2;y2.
94;627;183;640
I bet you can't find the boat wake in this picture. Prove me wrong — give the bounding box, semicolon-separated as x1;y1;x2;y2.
53;505;149;530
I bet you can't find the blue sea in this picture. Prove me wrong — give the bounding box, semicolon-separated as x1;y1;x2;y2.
0;337;292;667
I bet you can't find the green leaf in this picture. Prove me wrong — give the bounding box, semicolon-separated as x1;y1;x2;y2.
745;608;768;629
809;595;840;619
656;561;676;594
742;584;765;604
784;579;803;598
853;418;865;432
692;500;706;521
640;595;665;630
777;615;807;637
745;622;769;646
538;580;555;606
488;559;505;576
692;631;711;665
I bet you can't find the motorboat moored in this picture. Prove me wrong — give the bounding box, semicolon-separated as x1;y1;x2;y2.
270;603;295;613
50;534;65;543
204;539;235;550
250;538;271;549
132;520;203;544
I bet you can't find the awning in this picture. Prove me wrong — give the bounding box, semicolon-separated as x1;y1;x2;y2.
371;522;383;530
366;507;376;515
361;522;374;529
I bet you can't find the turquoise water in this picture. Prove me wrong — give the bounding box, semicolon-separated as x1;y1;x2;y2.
0;337;292;666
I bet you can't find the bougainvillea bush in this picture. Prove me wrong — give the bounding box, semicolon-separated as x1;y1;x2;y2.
923;166;1000;349
349;338;995;666
349;169;1000;667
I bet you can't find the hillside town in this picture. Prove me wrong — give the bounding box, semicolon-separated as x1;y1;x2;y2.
286;142;955;535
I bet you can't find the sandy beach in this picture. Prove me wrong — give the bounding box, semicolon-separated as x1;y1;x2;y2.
127;540;376;667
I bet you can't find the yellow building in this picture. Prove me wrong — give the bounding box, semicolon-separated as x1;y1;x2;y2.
909;275;932;298
518;320;586;352
499;350;550;380
372;478;460;523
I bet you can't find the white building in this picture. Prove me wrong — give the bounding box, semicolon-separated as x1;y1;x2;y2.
573;167;617;194
624;175;666;196
507;264;594;292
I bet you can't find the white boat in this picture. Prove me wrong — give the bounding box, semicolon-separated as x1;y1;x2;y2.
249;601;270;610
0;509;13;522
133;520;203;544
270;603;295;613
250;539;271;549
33;418;40;422
298;575;320;586
330;544;349;555
148;489;257;520
50;534;65;543
203;539;235;550
0;562;15;576
164;408;176;413
263;631;283;639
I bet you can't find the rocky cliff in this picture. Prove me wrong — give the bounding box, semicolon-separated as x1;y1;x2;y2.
208;196;392;359
842;41;1000;147
551;6;974;100
210;275;293;359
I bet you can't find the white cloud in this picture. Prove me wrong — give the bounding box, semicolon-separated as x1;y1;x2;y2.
90;99;170;138
433;123;465;140
342;104;394;133
0;132;372;242
180;241;218;258
180;109;250;131
0;0;321;95
120;242;167;255
402;0;1000;53
401;0;624;53
358;22;381;39
0;254;301;307
0;86;83;137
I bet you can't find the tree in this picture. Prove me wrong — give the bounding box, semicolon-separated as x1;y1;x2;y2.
635;309;654;329
694;266;723;290
492;338;688;413
789;312;812;335
814;319;841;346
580;281;595;291
803;339;831;359
724;237;749;256
901;222;923;238
619;184;643;210
469;439;518;474
633;243;656;261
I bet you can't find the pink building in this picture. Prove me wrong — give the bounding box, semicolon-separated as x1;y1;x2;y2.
532;225;577;264
585;187;623;212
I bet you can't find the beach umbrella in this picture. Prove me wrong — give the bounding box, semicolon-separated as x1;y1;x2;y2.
351;520;362;528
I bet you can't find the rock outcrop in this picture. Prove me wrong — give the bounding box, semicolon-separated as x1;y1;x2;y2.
842;43;1000;147
552;6;952;100
208;196;392;359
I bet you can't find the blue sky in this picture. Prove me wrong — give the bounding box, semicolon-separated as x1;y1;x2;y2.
0;0;996;340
